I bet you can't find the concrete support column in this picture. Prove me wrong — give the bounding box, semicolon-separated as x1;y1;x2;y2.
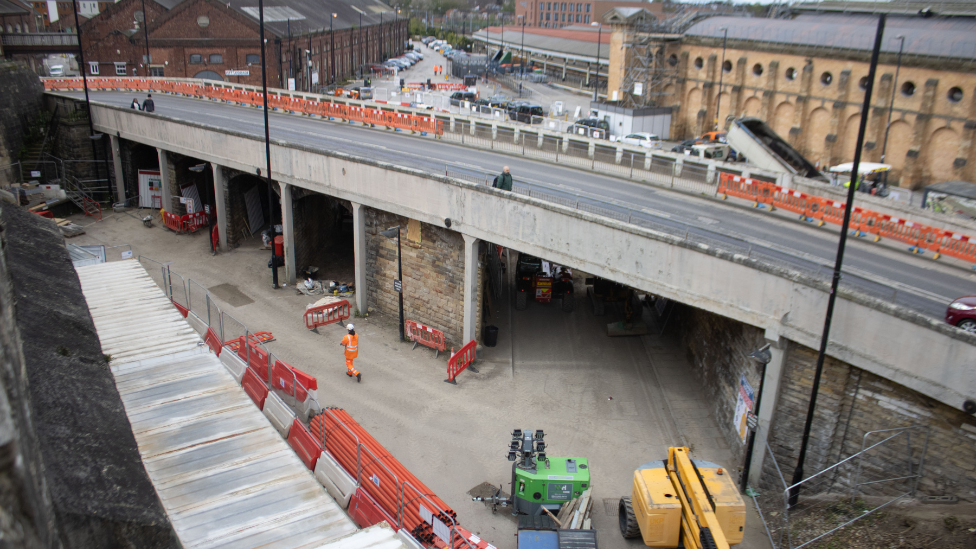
280;182;297;284
748;330;789;488
706;160;717;184
615;146;623;164
587;141;595;159
109;135;124;204
155;147;171;210
211;164;228;251
351;202;367;315
491;123;498;140
461;233;479;344
674;156;684;178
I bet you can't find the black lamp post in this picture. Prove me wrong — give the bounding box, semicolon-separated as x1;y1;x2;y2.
592;21;602;102
715;26;728;131
139;0;151;75
880;35;905;189
740;344;772;492
380;226;405;341
790;14;886;508
330;13;337;84
519;15;526;90
71;1;102;192
258;0;278;289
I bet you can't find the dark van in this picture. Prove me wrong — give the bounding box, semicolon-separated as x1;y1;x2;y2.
450;91;477;106
508;103;544;124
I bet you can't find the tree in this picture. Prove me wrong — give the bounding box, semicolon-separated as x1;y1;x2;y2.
502;0;515;13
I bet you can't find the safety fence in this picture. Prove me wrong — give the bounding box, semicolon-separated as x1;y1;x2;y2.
134;255;483;549
304;300;352;331
751;425;929;549
161;209;211;234
405;320;447;357
719;173;976;265
310;408;477;549
44;77;443;136
445;340;477;385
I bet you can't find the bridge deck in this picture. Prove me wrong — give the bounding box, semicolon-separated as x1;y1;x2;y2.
76;260;361;549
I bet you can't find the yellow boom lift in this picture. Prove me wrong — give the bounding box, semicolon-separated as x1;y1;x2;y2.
618;447;746;549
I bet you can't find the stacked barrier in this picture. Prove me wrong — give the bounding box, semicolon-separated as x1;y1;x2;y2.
309;408;463;545
184;211;208;233
162;211;184;232
446;340;477;385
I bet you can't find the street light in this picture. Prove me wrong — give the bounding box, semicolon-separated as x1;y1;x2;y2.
879;35;905;189
71;1;102;196
519;15;526;94
739;344;772;493
257;0;278;289
139;0;151;75
330;13;337;84
715;27;729;131
189;163;215;254
591;21;602;102
380;226;405;341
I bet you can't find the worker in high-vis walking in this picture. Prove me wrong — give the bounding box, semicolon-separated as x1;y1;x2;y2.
340;324;361;382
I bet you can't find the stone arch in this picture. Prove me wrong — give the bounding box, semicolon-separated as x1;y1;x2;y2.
839;113;862;162
772;101;795;137
804;107;831;164
883;120;911;184
193;70;223;81
924;126;960;185
686;87;703;124
742;96;762;118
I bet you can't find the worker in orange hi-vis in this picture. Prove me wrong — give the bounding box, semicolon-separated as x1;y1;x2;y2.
340;324;361;382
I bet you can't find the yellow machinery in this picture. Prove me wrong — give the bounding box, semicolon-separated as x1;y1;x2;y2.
619;447;745;548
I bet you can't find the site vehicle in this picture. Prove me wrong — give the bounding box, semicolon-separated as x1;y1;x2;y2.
689;144;731;161
696;131;727;144
515;253;574;312
619;447;745;548
508;103;545;124
620;132;661;148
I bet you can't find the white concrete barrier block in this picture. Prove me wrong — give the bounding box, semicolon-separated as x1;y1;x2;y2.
397;529;426;549
262;391;296;438
220;350;246;384
313;450;358;508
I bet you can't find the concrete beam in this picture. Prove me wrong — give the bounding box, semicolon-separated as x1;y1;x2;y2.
211;164;228;251
86;102;976;411
280;182;296;284
462;234;479;344
155;148;170;211
351;201;367;315
109;135;124;204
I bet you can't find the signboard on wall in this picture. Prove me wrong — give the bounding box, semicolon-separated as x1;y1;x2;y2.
733;375;755;444
225;70;250;76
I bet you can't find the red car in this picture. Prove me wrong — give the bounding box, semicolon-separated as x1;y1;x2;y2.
946;296;976;333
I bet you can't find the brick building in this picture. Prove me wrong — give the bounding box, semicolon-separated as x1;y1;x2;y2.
604;4;976;190
80;0;407;89
514;0;663;29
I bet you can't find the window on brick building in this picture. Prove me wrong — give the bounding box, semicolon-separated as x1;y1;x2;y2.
149;66;164;76
585;4;590;12
547;2;551;9
540;12;544;21
114;62;126;75
577;3;582;11
246;54;259;64
568;3;573;11
197;15;209;27
545;13;550;20
561;13;565;21
134;10;143;22
584;15;589;23
88;61;98;75
189;54;202;64
209;54;222;64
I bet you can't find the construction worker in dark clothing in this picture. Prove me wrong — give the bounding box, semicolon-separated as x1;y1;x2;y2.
141;93;155;113
493;166;513;191
340;324;361;382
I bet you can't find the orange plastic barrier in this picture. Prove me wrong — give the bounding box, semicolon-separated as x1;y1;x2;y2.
769;185;816;219
925;230;976;262
304;299;351;331
405;320;447;356
814;198;847;227
162;211;184;232
237;337;270;380
874;214;928;251
446;340;477;384
204;327;222;356
241;367;268;409
718;173;766;206
184;211;207;233
272;359;317;401
286;419;321;470
848;206;878;238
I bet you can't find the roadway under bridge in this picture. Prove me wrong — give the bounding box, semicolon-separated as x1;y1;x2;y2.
47;90;976;419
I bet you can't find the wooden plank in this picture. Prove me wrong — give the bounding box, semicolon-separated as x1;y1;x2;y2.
581;518;591;530
571;489;592;529
558;497;579;527
543;507;563;528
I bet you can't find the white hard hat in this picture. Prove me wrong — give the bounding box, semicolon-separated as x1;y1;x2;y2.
347;324;354;331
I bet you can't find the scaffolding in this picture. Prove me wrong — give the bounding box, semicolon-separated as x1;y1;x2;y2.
618;14;680;109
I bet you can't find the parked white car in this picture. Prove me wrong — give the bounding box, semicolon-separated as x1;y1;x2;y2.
619;132;661;148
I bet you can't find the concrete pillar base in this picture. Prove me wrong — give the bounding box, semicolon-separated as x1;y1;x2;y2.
351;202;367;315
461;233;479;344
211;164;228;252
280;183;296;284
110;135;124;204
156;148;171;211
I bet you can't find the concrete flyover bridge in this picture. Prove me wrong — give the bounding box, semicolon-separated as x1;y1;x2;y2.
61;94;976;424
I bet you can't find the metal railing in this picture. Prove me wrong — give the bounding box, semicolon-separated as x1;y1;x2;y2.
752;425;929;549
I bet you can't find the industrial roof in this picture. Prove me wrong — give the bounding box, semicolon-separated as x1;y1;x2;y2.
475;25;610;64
76;259;362;548
0;0;28;16
791;0;976;17
229;0;397;36
685;13;976;60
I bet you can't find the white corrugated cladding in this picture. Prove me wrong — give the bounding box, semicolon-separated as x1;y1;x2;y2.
75;260;384;549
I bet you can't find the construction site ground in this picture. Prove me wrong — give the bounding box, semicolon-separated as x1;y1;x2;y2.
68;208;772;549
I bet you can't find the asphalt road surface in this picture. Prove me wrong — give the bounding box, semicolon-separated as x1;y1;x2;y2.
67;90;975;322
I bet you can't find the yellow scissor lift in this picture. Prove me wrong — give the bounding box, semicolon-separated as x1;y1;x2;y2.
619;447;746;549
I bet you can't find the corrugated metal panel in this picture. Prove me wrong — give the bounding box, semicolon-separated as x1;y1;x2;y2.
76;260;367;549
